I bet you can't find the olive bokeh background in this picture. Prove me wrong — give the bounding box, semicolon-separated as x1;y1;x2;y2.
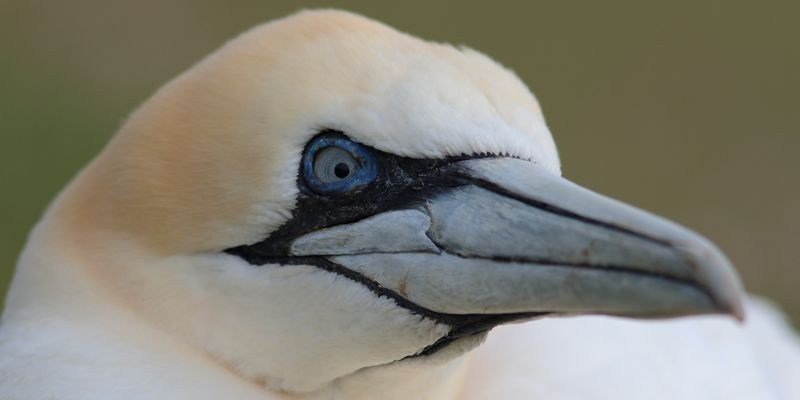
1;1;798;324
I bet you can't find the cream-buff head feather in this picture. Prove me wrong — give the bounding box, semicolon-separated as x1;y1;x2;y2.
58;9;558;256
37;9;559;392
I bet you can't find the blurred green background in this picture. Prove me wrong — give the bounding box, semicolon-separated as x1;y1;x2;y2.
1;1;798;324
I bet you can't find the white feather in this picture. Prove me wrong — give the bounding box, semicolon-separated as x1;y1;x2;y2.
1;9;798;400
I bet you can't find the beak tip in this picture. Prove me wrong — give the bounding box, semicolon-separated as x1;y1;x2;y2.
733;308;746;323
709;269;746;323
721;295;746;323
683;239;746;323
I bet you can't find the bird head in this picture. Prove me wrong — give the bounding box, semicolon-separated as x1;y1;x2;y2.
47;10;743;394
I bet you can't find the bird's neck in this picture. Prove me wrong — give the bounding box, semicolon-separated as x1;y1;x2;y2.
303;354;470;400
1;224;275;399
2;221;470;400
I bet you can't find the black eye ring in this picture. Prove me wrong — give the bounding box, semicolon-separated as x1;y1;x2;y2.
302;133;378;194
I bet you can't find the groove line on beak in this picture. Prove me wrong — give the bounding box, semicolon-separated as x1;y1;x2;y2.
463;174;673;248
422;243;722;312
226;252;542;328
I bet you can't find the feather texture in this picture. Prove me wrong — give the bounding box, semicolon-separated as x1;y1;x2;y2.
1;9;797;400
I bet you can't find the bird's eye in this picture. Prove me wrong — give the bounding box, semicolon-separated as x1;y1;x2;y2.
313;147;358;183
302;133;378;194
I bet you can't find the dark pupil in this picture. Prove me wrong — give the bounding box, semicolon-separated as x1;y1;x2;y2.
334;162;351;179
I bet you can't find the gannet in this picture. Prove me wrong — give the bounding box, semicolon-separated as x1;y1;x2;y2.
1;9;798;400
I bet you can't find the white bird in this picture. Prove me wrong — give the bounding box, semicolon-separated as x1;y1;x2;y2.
1;9;798;400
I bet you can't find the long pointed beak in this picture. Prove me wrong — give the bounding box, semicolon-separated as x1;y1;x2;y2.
290;158;744;321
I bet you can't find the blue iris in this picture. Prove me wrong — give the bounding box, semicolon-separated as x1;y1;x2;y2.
302;133;378;194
